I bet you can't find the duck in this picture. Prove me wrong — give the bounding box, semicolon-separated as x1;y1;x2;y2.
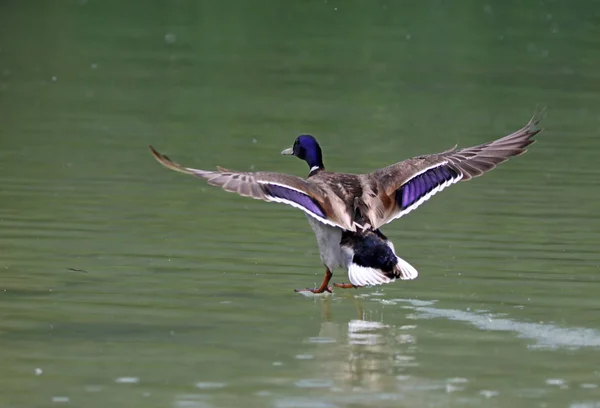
149;111;543;293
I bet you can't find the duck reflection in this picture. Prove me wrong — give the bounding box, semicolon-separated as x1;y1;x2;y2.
306;295;418;392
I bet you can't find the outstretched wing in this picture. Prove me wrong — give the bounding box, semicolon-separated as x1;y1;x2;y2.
149;146;355;230
369;110;544;228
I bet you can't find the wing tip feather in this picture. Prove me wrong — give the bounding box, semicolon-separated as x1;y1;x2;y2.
148;145;196;175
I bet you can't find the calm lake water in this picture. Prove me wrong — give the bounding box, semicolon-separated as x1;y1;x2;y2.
1;1;600;407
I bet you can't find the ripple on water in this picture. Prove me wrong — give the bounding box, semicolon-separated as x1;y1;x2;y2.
174;394;213;408
115;377;139;384
395;334;416;344
390;299;600;349
195;382;227;390
445;384;464;393
480;390;499;398
51;397;70;403
348;333;381;346
514;388;548;398
447;377;469;384
394;354;416;362
294;378;335;389
275;397;339;408
348;319;388;332
546;378;566;386
570;402;600;408
307;337;336;344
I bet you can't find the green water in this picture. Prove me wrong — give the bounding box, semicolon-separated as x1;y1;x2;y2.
2;1;600;407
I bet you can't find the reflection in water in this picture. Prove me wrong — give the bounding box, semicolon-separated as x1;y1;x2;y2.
173;394;213;408
296;297;430;406
369;297;600;350
277;294;600;407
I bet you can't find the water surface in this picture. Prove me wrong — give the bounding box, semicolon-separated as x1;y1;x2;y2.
1;1;600;407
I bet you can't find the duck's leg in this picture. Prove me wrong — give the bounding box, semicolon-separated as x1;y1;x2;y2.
333;282;360;289
294;267;333;294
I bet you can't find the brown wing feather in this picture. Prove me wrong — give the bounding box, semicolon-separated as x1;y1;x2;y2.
367;110;544;227
441;110;543;181
149;110;543;232
375;110;543;193
148;146;356;230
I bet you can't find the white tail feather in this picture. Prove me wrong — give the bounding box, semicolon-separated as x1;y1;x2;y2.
395;256;418;280
346;256;419;287
347;264;394;287
343;236;419;287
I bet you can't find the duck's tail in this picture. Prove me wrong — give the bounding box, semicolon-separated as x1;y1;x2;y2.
342;229;419;287
393;255;419;280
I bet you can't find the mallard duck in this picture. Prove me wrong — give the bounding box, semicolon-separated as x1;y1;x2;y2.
149;112;542;293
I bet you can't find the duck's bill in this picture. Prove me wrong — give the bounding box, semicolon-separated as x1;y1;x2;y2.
281;147;294;155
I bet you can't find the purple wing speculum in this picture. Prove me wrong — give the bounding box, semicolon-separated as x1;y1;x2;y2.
398;164;461;211
261;183;326;218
